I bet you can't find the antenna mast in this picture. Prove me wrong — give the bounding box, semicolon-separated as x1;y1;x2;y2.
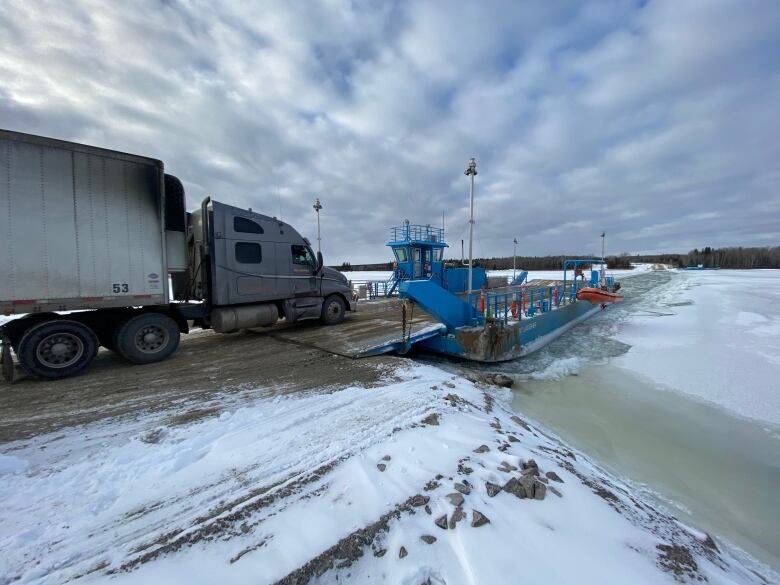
464;158;477;294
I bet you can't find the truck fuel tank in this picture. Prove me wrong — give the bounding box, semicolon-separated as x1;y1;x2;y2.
211;303;279;333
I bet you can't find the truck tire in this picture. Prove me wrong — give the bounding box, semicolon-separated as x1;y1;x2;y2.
320;295;346;325
115;313;180;364
17;320;98;380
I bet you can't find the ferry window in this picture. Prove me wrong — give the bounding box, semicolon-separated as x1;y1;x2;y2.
291;244;314;267
234;216;264;234
395;248;408;262
424;249;431;261
414;248;421;261
433;248;443;261
235;242;262;263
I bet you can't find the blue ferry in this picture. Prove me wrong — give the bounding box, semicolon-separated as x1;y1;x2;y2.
374;221;623;362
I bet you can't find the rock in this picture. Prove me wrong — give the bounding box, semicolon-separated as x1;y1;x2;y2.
521;466;539;477
510;415;532;431
497;443;509;452
471;510;490;527
424;504;432;515
446;492;465;506
422;413;439;426
490;419;502;429
545;471;564;483
519;474;536;497
449;505;465;529
420;534;437;544
503;477;527;499
522;458;538;471
434;514;449;530
458;462;474;475
533;479;547;500
501;461;518;472
538;476;549;484
549;486;563;498
399;546;408;559
492;374;513;387
411;494;430;507
374;548;387;557
381;455;392;461
473;444;490;453
485;481;502;497
507;435;520;443
454;482;472;495
377;463;386;472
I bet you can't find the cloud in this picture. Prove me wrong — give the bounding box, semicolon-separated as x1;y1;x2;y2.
1;0;778;263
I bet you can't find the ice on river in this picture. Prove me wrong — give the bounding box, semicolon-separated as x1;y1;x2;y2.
614;269;780;425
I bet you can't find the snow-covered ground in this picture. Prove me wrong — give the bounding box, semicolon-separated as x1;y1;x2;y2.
0;360;770;585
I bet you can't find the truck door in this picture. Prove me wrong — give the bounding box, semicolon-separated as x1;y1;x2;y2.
290;244;318;296
212;204;276;305
413;247;422;278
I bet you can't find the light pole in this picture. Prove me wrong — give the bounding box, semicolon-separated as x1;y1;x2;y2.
600;231;606;284
513;237;518;281
313;198;323;254
464;158;477;294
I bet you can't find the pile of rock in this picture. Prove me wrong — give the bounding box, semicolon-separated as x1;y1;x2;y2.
486;458;566;501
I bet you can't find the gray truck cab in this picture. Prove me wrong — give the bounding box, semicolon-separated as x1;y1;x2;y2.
183;200;352;331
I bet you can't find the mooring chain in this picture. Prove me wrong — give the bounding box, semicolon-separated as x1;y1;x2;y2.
401;300;414;343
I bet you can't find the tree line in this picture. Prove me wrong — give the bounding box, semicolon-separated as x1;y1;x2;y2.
677;246;780;269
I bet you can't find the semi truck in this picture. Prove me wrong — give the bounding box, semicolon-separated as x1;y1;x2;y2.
0;129;353;381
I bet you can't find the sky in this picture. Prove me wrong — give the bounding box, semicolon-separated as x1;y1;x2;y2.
1;0;779;264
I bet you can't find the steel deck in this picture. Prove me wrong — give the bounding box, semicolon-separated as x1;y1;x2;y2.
267;298;444;358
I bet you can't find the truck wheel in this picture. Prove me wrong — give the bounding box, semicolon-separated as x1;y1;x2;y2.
320;295;346;325
115;313;180;364
17;320;98;380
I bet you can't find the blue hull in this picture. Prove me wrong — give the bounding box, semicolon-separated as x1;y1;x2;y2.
416;299;600;362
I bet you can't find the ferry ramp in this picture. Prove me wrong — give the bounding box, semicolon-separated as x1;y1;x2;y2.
266;298;445;358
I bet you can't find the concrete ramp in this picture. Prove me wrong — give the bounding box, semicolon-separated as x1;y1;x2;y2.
268;298;445;358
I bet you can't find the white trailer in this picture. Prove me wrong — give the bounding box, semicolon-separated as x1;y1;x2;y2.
1;130;353;381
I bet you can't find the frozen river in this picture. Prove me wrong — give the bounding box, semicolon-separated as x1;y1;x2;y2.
455;269;780;574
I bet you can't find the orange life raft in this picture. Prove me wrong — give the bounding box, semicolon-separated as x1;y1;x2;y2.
576;287;624;305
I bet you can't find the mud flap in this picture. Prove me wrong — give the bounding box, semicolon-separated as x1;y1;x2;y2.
1;338;17;383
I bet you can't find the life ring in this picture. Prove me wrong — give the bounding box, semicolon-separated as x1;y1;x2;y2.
552;287;558;305
510;300;518;319
479;292;486;314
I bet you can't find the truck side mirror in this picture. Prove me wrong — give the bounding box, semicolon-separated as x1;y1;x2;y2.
317;251;324;273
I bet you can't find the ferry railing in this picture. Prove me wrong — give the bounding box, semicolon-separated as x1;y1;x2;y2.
389;224;444;243
469;281;582;325
349;278;398;300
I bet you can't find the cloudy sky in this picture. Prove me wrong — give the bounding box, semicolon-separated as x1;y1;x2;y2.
2;0;778;263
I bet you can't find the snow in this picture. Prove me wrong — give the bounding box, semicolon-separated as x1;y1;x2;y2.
0;362;765;584
613;269;780;425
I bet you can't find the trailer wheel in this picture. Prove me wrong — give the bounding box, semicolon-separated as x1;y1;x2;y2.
320;295;346;325
17;320;98;380
115;313;180;364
